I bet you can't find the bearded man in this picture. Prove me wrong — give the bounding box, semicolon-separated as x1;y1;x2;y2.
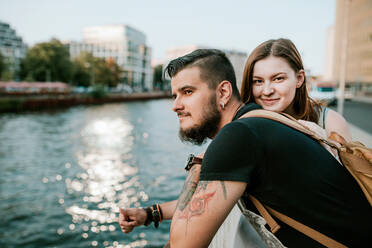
119;49;371;247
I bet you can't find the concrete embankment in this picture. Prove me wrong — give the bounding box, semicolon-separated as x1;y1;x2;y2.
0;91;172;113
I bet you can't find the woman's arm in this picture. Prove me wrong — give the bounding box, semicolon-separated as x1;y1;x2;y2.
325;109;352;141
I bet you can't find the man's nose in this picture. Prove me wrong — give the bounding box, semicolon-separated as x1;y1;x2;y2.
172;96;184;112
262;81;274;95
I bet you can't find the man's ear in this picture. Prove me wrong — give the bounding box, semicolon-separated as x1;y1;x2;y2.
217;80;233;106
296;69;305;88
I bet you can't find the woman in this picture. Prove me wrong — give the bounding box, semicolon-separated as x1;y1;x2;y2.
240;38;351;140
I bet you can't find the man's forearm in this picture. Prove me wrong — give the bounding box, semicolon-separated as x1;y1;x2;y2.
160;200;178;220
159;163;202;221
174;164;201;214
169;164;201;245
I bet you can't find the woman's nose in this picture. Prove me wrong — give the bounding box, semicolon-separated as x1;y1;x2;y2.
262;82;274;95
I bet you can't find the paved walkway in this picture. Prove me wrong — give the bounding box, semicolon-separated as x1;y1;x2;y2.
349;122;372;147
339;95;372;146
352;95;372;104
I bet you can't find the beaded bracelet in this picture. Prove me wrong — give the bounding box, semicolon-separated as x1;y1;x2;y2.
144;204;163;228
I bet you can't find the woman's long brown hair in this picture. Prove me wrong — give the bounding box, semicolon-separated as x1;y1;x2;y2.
240;38;321;122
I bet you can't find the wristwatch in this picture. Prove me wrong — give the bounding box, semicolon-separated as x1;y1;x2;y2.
185;154;203;171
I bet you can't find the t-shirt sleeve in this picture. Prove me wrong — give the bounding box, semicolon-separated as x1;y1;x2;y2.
200;120;264;185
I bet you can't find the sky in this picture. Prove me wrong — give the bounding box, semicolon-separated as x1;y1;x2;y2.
0;0;335;75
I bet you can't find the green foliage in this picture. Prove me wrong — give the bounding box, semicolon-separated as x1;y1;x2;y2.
100;57;122;87
19;39;123;87
21;38;73;82
153;64;166;90
71;52;93;87
72;52;122;87
0;51;13;81
0;51;6;79
1;70;14;81
90;84;106;99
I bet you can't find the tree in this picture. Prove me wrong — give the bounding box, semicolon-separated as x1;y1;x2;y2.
21;38;73;82
0;51;16;81
72;52;122;87
0;51;7;80
103;57;122;87
71;51;94;87
153;64;164;90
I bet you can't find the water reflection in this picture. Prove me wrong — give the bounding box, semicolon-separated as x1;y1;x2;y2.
81;118;133;149
0;100;192;248
65;116;148;247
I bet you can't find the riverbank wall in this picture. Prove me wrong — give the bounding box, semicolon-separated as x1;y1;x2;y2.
0;91;172;113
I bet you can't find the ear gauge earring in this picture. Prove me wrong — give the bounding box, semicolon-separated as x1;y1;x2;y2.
220;102;225;110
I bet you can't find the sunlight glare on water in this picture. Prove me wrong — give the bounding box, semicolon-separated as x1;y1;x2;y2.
65;116;148;246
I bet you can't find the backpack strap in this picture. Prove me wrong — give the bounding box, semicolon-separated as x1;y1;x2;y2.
238;109;339;149
249;195;347;248
247;195;281;234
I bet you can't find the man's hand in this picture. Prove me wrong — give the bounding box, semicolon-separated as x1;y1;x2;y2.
118;152;205;235
119;208;147;233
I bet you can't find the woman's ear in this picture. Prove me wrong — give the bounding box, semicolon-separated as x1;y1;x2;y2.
217;80;233;106
296;69;305;88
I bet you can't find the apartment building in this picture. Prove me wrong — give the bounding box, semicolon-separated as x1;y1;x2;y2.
82;24;152;90
0;20;27;80
332;0;372;90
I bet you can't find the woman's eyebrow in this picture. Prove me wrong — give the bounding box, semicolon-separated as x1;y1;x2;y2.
271;72;286;77
253;72;286;78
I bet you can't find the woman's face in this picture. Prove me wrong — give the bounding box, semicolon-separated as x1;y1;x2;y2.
252;55;304;115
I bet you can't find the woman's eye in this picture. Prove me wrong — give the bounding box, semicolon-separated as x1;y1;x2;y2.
274;77;284;82
185;90;192;95
253;80;262;84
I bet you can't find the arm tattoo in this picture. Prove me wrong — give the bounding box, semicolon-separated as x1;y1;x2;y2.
220;181;227;199
176;165;199;211
199;181;209;190
177;180;228;220
174;179;229;236
178;181;215;220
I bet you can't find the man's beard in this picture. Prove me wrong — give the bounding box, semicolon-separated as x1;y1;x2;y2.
179;94;221;145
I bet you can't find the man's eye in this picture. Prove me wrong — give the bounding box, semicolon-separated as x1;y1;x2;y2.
185;90;192;95
172;94;177;99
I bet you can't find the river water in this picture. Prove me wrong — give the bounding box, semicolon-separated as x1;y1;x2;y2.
0;99;206;248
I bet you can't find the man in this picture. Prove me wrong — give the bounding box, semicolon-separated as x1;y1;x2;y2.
119;49;371;247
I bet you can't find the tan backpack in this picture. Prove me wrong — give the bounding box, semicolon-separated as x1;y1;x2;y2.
238;109;372;248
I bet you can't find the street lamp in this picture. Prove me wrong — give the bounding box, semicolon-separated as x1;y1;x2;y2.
337;0;350;115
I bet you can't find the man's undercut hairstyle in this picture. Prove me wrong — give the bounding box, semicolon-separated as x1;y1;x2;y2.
165;49;241;100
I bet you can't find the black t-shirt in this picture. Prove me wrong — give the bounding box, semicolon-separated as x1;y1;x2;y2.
200;103;371;247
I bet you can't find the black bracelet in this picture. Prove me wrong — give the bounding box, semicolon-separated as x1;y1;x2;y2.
144;207;153;226
152;204;160;228
158;204;163;221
